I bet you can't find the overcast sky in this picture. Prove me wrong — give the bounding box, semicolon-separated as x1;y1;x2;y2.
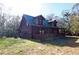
0;0;75;17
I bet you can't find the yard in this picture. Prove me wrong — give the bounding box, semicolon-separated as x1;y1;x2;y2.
0;36;79;55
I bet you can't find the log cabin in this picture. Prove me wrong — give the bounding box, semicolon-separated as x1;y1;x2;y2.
18;14;65;40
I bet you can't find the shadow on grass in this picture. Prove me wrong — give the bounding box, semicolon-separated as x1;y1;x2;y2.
21;36;79;47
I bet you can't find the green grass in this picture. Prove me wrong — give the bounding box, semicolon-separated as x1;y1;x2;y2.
0;37;24;48
0;36;79;55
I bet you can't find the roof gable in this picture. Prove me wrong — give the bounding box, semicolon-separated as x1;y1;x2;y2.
22;14;49;26
35;15;45;20
22;14;34;25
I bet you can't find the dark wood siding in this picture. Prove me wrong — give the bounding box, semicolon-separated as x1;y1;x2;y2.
18;17;32;39
18;14;64;40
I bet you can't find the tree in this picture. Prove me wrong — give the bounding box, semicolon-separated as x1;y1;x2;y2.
62;10;71;30
0;3;7;37
72;3;79;16
69;3;79;35
70;15;79;35
5;15;21;37
0;3;21;37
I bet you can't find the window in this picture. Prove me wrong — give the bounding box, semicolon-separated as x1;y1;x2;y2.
35;19;38;25
39;19;42;25
39;19;43;25
32;19;36;25
26;23;29;27
39;30;44;34
35;18;43;25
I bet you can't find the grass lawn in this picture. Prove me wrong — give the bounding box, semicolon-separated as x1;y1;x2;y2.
0;36;79;55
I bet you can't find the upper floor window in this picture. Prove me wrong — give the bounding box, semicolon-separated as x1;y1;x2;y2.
35;18;43;25
39;19;43;25
32;19;36;25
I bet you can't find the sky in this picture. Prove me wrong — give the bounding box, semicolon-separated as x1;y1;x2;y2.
0;0;75;17
40;3;74;17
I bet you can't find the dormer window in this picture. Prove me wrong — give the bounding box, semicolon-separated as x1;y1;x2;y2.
53;20;57;27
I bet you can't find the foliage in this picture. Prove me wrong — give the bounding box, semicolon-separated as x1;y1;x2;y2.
68;3;79;35
70;15;79;34
0;3;21;37
62;3;79;35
